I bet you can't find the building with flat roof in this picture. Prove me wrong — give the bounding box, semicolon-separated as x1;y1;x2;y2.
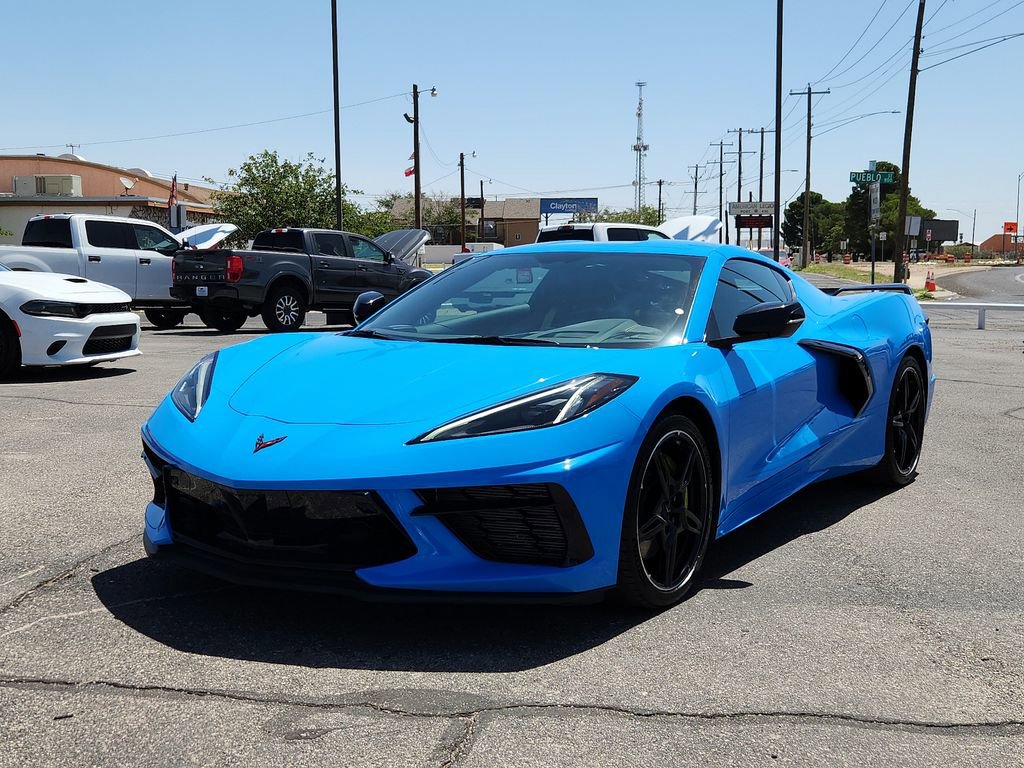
0;154;219;243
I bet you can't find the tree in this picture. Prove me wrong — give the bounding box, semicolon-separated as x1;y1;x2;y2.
844;160;900;256
208;150;362;242
878;193;934;260
782;192;847;255
576;205;661;227
0;226;12;238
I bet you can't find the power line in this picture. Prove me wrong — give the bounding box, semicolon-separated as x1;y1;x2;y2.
817;0;916;83
925;0;1017;36
0;91;411;152
815;0;893;82
920;31;1024;70
924;0;1024;47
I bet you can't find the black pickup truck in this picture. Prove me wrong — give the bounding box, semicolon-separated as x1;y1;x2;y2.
171;228;432;331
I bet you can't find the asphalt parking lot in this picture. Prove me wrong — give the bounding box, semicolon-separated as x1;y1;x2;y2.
1;312;1022;766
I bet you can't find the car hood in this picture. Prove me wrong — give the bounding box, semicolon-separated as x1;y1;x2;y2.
373;229;430;264
177;223;237;250
0;271;131;301
228;334;630;426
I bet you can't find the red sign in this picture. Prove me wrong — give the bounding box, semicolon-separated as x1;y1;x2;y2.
1003;221;1018;234
736;215;773;228
925;229;932;241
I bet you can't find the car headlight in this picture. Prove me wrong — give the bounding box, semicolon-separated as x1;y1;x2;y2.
170;352;218;421
20;300;85;318
411;373;637;443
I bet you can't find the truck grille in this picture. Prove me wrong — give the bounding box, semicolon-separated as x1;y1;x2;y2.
413;484;594;567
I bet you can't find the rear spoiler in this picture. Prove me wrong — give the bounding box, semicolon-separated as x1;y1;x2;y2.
825;283;912;296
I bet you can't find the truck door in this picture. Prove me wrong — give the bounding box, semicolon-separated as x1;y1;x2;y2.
82;220;138;297
129;222;179;302
310;232;360;306
347;235;403;298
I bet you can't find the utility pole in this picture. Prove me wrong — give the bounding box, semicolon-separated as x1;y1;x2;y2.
708;141;733;242
790;84;829;267
727;129;755;248
459;152;466;252
893;0;927;282
656;179;665;224
757;127;776;249
688;164;703;215
411;84;422;230
773;0;784;261
330;0;343;229
479;179;485;241
632;82;650;212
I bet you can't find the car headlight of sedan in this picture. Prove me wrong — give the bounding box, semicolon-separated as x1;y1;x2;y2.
170;352;218;421
20;300;87;318
411;373;637;443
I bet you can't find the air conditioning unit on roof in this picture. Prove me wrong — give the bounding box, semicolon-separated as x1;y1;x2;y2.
13;175;83;197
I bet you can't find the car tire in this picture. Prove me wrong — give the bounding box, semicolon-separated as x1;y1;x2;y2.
0;314;21;380
261;284;307;332
870;354;926;487
614;413;716;609
200;307;248;333
144;309;187;330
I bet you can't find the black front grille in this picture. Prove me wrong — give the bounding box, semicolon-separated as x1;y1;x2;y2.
164;468;416;569
83;330;134;356
414;484;593;567
79;302;131;316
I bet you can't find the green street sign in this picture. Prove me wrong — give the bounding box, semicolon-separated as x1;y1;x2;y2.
850;171;895;184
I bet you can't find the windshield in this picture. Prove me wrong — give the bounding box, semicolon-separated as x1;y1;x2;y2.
355;250;704;347
0;263;9;272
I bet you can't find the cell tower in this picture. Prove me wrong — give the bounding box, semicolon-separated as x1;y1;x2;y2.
632;81;649;212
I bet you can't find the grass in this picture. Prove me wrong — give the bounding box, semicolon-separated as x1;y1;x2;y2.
913;289;934;301
796;263;866;282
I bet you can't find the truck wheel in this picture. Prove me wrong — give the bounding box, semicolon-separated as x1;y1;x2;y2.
261;285;307;332
144;309;187;330
0;315;22;380
200;308;248;333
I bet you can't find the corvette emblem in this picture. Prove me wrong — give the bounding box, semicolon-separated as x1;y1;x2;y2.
253;434;287;454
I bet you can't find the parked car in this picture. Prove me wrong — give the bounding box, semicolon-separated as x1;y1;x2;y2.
0;262;140;379
0;214;236;329
141;240;932;607
536;222;670;243
171;227;432;332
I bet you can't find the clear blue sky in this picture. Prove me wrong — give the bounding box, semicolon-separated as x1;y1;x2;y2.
4;0;1022;240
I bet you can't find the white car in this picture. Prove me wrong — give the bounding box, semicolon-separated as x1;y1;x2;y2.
0;263;141;379
536;222;670;242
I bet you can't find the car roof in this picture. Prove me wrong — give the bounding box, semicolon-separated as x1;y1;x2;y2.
537;222;664;233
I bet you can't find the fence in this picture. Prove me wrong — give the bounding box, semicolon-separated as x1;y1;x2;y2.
918;302;1024;330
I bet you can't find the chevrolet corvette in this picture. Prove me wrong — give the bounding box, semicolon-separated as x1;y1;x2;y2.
141;241;932;607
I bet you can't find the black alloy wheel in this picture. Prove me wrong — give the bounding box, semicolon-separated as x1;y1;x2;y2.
616;414;715;608
0;316;21;380
200;307;247;333
144;309;187;330
261;285;307;332
873;355;926;486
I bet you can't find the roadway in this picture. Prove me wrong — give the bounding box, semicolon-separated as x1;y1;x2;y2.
937;264;1024;303
0;318;1021;766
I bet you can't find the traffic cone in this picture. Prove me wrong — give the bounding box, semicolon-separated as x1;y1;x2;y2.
925;269;936;292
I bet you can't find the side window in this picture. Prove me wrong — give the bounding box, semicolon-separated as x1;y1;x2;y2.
314;233;347;258
85;221;130;249
707;260;794;340
130;224;178;253
606;227;640;242
350;237;387;262
22;218;73;248
643;229;670;240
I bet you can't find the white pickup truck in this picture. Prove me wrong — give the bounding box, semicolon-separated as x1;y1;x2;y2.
0;214;235;328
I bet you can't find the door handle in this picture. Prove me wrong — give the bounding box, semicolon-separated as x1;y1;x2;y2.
88;255;101;262
356;265;368;271
139;258;152;265
319;261;330;268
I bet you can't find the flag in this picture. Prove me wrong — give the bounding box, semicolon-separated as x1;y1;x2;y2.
168;174;178;209
404;166;415;177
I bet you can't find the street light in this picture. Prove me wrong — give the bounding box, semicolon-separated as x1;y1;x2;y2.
944;207;976;256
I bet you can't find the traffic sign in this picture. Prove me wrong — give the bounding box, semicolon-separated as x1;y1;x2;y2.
870;182;880;222
879;231;887;241
850;171;895;184
926;229;932;242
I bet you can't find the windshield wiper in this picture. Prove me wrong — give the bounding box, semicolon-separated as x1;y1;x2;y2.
435;335;561;347
345;328;402;340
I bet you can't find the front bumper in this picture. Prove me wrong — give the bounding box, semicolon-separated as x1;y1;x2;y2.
17;311;141;366
140;410;639;597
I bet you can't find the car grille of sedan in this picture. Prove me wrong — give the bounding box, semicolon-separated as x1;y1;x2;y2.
413;484;594;567
78;302;131;316
160;466;416;570
82;324;136;355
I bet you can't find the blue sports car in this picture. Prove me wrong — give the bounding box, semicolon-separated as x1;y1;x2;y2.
141;241;933;607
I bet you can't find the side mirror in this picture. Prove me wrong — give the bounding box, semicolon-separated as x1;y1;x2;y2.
384;251;394;264
352;291;387;324
731;300;805;341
